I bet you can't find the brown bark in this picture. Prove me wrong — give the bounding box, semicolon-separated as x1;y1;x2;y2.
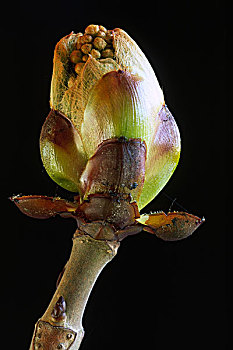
29;233;119;350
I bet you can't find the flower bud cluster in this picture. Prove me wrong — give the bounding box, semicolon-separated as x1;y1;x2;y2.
69;24;115;74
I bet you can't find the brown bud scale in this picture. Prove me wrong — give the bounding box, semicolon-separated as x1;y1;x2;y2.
80;137;147;202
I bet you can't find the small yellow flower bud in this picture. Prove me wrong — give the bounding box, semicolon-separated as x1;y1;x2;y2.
70;50;82;64
99;25;107;33
105;30;113;43
83;34;93;43
90;49;101;59
74;62;84;75
81;43;92;54
96;30;106;38
101;49;114;58
76;35;84;49
85;24;99;35
93;37;107;51
82;54;89;62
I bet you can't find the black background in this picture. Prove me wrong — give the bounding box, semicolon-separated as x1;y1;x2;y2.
1;0;230;349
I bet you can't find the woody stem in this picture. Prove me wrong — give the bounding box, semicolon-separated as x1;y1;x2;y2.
29;232;119;350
